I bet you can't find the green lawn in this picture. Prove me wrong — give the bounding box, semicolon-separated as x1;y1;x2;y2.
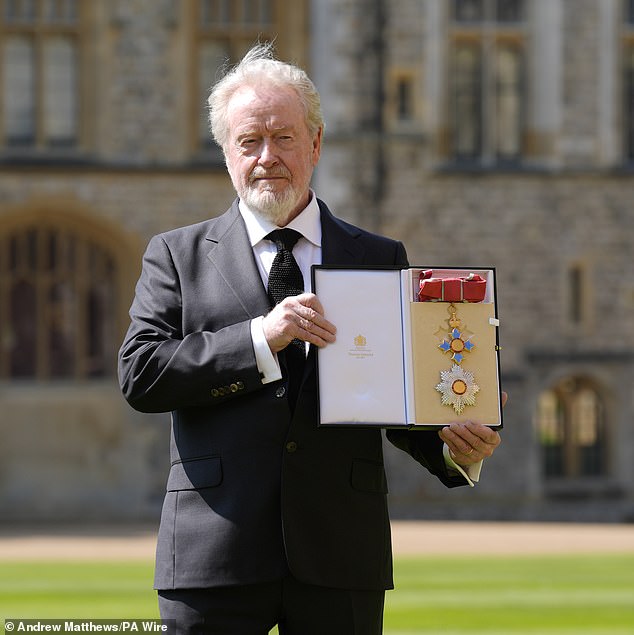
0;561;158;620
385;554;634;634
1;555;633;634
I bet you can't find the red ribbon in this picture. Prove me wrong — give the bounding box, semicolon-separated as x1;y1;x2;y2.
418;270;486;303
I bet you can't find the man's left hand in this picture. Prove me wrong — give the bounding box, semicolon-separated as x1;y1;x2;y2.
437;391;506;467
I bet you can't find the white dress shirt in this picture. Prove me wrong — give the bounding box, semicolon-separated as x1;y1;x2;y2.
238;193;481;486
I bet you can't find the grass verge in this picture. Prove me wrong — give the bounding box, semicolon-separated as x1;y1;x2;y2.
1;554;633;634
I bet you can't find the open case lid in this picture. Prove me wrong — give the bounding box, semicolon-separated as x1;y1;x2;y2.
312;265;408;427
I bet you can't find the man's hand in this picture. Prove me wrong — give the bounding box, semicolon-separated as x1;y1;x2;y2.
262;292;337;353
437;391;506;467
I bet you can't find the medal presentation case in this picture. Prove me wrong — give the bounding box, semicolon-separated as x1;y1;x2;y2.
312;266;502;429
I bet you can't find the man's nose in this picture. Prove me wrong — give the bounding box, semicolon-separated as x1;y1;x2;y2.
258;138;278;166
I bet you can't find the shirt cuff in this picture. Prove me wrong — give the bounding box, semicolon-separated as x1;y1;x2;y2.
443;444;483;488
251;316;282;384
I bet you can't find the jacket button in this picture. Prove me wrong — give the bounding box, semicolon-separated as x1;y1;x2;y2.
275;386;286;398
286;441;298;453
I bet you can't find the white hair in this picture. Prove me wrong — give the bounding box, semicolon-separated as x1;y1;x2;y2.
207;42;324;151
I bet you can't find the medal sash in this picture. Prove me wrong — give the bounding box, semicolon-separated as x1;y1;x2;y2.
418;270;486;303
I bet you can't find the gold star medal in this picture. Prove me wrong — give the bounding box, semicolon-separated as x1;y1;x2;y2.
435;304;479;414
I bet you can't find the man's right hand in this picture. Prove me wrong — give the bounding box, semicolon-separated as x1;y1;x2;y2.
262;293;337;353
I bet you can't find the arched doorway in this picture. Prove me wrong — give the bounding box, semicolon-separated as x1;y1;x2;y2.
535;377;607;479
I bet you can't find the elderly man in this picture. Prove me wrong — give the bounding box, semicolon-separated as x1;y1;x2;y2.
119;44;501;635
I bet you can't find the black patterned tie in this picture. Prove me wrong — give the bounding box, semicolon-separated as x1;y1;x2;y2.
266;228;305;305
266;228;305;406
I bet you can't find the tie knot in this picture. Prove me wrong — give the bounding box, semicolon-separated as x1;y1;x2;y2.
266;228;302;252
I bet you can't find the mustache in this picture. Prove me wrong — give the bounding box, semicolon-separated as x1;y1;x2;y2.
249;167;291;182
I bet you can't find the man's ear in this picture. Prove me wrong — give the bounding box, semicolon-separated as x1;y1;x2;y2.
312;126;323;165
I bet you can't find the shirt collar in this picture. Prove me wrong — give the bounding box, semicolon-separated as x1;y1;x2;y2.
239;191;322;248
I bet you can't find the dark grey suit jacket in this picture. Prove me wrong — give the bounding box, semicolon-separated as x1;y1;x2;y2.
118;199;466;591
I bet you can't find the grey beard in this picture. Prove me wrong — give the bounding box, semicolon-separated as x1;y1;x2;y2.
240;185;303;226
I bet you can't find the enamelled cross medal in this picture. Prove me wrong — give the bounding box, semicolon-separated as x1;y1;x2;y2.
435;303;479;414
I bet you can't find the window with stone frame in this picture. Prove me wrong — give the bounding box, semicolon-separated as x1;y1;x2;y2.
0;0;85;152
625;0;634;162
0;219;119;380
535;378;607;480
448;0;526;164
192;0;286;160
395;75;414;122
567;262;590;328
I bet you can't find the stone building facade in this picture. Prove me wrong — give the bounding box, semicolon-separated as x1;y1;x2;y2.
1;0;633;522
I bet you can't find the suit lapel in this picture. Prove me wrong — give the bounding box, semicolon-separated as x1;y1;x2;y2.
319;200;366;266
205;201;272;319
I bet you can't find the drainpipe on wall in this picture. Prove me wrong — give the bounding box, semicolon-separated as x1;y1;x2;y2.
360;0;386;233
372;0;386;233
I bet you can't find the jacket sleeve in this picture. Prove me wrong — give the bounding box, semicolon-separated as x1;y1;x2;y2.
118;234;264;414
386;428;469;488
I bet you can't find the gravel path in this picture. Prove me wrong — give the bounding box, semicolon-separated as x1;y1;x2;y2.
0;521;633;561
